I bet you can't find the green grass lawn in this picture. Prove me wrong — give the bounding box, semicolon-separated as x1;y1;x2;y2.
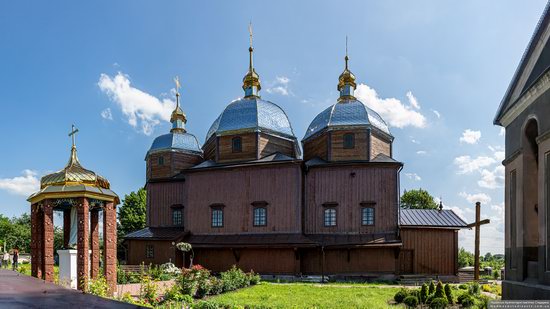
208;282;402;309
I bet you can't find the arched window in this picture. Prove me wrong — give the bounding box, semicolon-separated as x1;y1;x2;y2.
172;209;183;226
343;133;355;149
232;136;242;153
324;208;336;227
253;207;267;226
158;155;164;165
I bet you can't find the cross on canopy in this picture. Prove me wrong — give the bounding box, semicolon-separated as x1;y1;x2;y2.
68;124;79;148
468;202;491;281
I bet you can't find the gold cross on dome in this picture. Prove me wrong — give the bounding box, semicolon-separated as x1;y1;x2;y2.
68;124;79;148
174;76;181;94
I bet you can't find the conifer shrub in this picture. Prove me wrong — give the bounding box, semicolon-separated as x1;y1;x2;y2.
420;283;429;303
428;280;435;295
394;289;408;303
460;295;475;307
434;281;445;299
469;282;480;296
429;297;448;309
444;283;453;304
403;295;419;308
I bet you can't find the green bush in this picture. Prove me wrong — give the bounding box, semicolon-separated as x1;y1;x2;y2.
429;297;448;309
428;280;435;295
460;295;475;307
420;283;428;303
220;265;249;292
434;281;445;299
458;283;468;290
164;284;191;303
394;289;408;303
88;274;109;297
140;275;160;306
209;277;224;295
196;277;212;298
469;282;480;296
247;270;261;285
444;283;453;304
193;300;219;309
403;295;419;308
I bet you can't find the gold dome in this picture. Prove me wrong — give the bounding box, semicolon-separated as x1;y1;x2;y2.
40;146;110;190
337;55;357;92
242;46;261;95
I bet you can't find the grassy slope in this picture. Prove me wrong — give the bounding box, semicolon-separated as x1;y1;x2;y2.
209;282;401;309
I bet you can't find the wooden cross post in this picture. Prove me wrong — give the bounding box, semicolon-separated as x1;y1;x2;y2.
467;202;490;281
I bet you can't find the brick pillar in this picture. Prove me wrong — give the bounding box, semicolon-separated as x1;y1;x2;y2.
35;204;44;279
103;202;117;295
30;204;39;277
90;209;100;279
42;202;54;282
63;209;71;248
77;198;89;291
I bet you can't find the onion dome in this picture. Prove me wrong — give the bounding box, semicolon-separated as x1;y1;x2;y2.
146;78;203;157
28;126;118;204
303;51;391;141
205;25;298;145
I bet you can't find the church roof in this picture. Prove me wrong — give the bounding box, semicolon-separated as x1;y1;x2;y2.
205;97;297;141
494;1;550;125
302;98;391;141
124;227;186;240
147;132;203;157
399;209;468;228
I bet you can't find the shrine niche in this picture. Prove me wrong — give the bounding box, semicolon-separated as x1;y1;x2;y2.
27;125;119;294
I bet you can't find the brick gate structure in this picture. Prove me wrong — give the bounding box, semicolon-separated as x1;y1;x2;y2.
28;127;119;294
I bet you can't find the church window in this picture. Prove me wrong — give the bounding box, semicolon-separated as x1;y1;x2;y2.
146;245;154;258
232;137;242;153
324;208;336;227
361;207;375;225
343;133;355;149
253;207;267;226
158;155;164;165
211;208;224;227
173;209;182;226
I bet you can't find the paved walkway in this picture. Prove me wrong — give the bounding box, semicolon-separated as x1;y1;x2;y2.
0;269;141;308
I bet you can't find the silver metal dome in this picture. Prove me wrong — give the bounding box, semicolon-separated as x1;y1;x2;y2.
147;132;203;157
303;99;391;141
206;97;296;141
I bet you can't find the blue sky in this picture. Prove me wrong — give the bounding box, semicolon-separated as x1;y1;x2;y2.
0;1;547;254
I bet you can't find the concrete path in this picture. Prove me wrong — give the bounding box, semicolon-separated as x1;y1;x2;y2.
0;269;142;308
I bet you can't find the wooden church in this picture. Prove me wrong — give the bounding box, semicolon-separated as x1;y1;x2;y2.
125;37;467;280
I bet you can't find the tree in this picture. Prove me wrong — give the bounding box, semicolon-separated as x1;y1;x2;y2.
118;188;147;236
458;247;474;268
400;189;438;209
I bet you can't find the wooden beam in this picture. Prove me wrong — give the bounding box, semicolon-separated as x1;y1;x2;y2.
467;219;490;228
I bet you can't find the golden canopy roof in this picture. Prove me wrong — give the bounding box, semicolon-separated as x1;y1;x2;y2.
337;55;357;92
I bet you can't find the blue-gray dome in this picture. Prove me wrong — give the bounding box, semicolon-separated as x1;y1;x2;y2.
303;99;391;141
206;97;296;141
147;132;203;157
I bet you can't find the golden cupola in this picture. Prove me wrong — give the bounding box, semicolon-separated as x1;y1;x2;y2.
337;54;357;101
242;23;261;98
170;77;187;134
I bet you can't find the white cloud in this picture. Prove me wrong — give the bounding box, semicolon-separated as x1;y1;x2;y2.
266;76;291;96
432;109;441;119
416;150;427;155
355;84;427;128
454;155;496;174
460;129;481;144
478;165;505;189
499;127;505;136
404;173;422;181
406;91;420;109
459;191;492;204
98;72;175;135
101;108;113;120
0;170;40;196
494;151;505;162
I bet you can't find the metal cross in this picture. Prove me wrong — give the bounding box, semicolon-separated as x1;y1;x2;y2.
68;124;79;148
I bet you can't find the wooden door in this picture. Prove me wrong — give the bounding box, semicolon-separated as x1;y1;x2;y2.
399;250;413;274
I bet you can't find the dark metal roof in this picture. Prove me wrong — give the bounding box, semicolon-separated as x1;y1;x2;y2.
399;209;468;228
124;227;186;240
494;1;550;125
189;152;299;170
307;233;401;248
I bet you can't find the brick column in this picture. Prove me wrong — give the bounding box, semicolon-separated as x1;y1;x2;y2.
42;202;54;282
63;209;71;248
35;204;44;279
30;203;39;277
103;202;117;295
90;209;100;279
77;198;89;291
